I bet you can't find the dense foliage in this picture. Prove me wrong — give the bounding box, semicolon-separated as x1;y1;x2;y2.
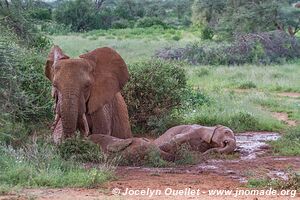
123;60;188;133
192;0;300;39
51;0;193;31
156;31;300;65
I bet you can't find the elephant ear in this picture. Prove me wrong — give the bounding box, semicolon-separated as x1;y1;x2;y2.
79;47;129;114
45;45;69;81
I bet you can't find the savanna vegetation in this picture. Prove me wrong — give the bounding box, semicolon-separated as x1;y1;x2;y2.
1;0;300;193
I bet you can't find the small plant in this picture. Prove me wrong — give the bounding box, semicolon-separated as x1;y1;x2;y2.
58;137;104;163
174;144;197;165
144;148;170;167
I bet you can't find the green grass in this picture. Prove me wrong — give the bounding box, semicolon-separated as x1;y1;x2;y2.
271;126;300;156
181;90;284;132
0;140;114;189
187;63;300;92
51;27;200;63
247;170;300;191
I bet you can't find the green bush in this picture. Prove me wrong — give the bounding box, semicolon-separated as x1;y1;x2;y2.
135;17;168;29
201;26;214;40
0;24;52;122
124;60;188;134
58;137;104;163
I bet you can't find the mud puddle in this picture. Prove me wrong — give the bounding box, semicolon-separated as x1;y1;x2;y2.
123;132;300;183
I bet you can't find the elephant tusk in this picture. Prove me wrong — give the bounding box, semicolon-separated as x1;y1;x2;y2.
51;114;60;131
82;113;90;137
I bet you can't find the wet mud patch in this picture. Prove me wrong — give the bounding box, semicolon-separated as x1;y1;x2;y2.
120;132;300;184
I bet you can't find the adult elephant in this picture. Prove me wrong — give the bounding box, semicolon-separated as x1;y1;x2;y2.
45;45;132;143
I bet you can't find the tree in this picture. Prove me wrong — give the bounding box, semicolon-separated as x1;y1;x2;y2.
192;0;300;39
53;0;97;31
276;4;300;36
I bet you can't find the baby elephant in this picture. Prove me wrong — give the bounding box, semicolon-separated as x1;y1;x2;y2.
88;124;236;164
154;124;236;155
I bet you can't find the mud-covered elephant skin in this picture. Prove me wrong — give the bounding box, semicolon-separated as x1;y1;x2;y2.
154;125;236;154
88;134;174;163
45;46;132;143
88;124;236;164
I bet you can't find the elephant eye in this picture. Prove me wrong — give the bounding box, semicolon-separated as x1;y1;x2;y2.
84;83;90;89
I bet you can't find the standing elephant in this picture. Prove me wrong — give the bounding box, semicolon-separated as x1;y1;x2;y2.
45;45;132;143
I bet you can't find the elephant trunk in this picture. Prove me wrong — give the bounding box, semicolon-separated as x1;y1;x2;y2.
203;138;236;155
60;91;79;138
218;139;236;154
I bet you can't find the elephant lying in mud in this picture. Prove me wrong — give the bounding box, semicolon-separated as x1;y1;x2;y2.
88;124;236;163
45;46;132;143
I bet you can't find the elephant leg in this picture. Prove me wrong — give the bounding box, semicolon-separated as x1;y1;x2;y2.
111;92;132;139
90;105;111;135
158;131;193;153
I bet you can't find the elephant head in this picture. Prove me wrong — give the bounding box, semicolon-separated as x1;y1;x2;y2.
206;125;236;154
45;46;129;140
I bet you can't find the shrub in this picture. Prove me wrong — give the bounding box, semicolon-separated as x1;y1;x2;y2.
135;17;168;29
156;31;300;65
0;24;52;122
123;60;188;134
201;26;214;40
58;137;104;163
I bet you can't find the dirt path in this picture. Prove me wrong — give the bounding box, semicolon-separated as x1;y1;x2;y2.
1;132;300;200
271;112;297;126
277;92;300;98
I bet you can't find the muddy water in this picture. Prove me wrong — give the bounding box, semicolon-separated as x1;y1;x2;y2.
236;132;280;160
126;132;289;183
